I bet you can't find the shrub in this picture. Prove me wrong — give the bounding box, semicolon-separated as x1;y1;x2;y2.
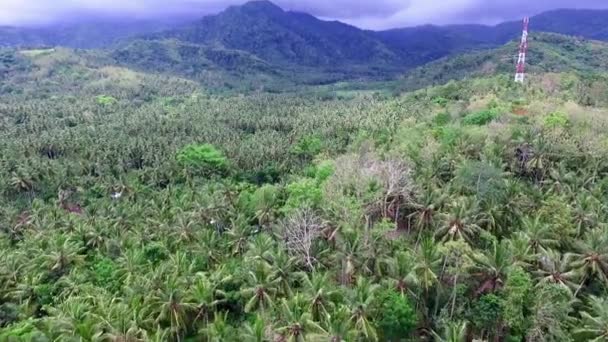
433;112;451;126
462;109;500;126
177;143;228;176
377;290;417;340
95;95;117;105
543;111;569;128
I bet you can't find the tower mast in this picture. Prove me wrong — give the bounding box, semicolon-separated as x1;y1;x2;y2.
515;17;529;83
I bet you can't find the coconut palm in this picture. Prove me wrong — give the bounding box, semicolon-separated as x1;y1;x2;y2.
436;197;483;245
432;321;468;342
535;249;580;293
240;315;269;342
241;261;280;314
520;216;559;253
575;296;608;341
469;240;512;294
297;271;339;321
309;306;358;342
275;295;325;342
346;277;380;341
571;227;608;286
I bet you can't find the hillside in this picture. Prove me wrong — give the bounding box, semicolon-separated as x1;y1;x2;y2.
0;20;183;49
150;1;406;73
397;32;608;92
2;3;608;83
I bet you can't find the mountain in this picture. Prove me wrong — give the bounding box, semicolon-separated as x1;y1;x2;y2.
2;2;608;88
0;19;185;49
150;1;406;72
396;32;608;92
378;9;608;59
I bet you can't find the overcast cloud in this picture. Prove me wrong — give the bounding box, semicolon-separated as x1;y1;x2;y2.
2;0;608;29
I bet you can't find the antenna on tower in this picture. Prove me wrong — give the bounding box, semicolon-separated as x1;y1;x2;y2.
515;17;529;83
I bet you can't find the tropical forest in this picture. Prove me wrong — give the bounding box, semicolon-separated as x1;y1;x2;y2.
2;1;608;341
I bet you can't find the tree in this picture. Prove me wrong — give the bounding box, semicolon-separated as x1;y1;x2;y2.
571;227;608;287
535;249;580;294
240;315;270;342
520;216;559;254
501;267;532;338
436;197;483;245
469;240;512;294
575;296;608;341
297;272;339;321
527;284;575;342
432;321;468;342
281;208;325;270
310;306;358;342
274;294;324;342
241;262;279;314
376;289;417;341
177;143;228;177
347;277;380;341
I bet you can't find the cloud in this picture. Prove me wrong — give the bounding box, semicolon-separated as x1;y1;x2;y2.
1;0;608;29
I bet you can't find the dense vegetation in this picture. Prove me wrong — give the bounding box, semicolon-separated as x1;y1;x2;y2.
3;34;608;340
3;3;608;341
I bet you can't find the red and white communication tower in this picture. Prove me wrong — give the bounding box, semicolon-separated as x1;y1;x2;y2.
514;17;530;83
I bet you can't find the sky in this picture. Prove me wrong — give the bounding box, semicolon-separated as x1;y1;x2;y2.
2;0;608;29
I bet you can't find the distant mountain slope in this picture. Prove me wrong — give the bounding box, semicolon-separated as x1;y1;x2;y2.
396;32;608;91
2;2;608;87
378;9;608;59
151;1;405;72
0;20;183;49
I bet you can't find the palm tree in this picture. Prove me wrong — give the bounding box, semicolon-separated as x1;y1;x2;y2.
199;311;236;342
36;235;85;279
297;271;339;321
409;186;445;233
574;296;608;341
309;306;358;342
186;273;227;327
275;295;325;342
436;197;483;245
241;261;280;314
571;227;608;287
385;250;420;299
520;216;559;253
414;237;441;293
267;248;298;297
346;277;379;341
469;240;512;294
240;315;269;342
432;321;468;342
535;249;580;294
145;277;196;341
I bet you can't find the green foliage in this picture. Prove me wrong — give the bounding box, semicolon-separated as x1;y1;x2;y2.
462;108;500;126
2;32;608;342
95;94;117;105
543;111;569;128
502;267;532;337
292;135;323;160
432;112;452;126
470;294;503;332
376;290;417;341
177;144;228;176
283;178;323;212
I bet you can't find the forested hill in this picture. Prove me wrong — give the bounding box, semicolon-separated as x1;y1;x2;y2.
376;9;608;61
2;2;608;76
148;1;405;70
396;32;608;92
